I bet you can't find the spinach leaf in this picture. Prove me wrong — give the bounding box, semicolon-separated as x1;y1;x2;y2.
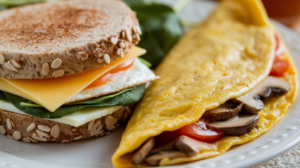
0;5;6;10
0;91;8;101
70;87;133;105
138;57;152;68
1;84;146;119
125;2;183;68
4;92;51;118
122;0;151;6
20;102;43;108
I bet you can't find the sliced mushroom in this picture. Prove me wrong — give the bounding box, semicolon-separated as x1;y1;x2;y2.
175;136;216;157
145;150;187;166
234;94;263;114
132;137;155;165
208;114;259;136
257;76;290;98
204;102;243;121
234;76;289;114
150;141;176;154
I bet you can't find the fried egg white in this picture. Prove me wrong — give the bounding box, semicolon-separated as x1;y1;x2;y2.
66;58;159;104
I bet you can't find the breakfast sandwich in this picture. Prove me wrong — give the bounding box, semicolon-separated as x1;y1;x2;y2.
0;0;158;143
112;0;297;167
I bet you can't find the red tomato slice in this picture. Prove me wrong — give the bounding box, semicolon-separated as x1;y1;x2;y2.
178;120;224;143
156;120;224;146
270;57;289;77
83;58;135;90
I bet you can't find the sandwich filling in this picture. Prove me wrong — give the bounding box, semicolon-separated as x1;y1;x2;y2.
0;48;158;127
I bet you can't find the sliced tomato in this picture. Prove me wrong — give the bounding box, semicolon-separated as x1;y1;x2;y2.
270;57;289;77
83;58;135;90
178;120;224;143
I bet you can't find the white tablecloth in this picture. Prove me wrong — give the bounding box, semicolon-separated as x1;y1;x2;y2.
256;143;300;167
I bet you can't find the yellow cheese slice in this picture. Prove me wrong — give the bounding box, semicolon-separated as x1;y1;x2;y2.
0;46;146;112
0;79;33;101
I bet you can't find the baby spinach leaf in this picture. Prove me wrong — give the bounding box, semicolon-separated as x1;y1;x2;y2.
20;102;43;108
122;0;151;6
125;2;184;68
0;91;8;101
70;87;133;105
138;57;152;68
4;92;51;118
1;84;146;119
0;5;6;10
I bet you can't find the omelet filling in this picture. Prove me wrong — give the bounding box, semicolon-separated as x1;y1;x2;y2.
131;76;290;166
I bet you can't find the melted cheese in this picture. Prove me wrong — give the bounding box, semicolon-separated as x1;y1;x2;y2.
0;46;146;112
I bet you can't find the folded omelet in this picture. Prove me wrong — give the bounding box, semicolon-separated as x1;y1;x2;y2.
113;0;298;167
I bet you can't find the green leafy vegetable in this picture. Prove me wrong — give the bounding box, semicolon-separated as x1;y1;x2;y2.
20;102;43;108
122;0;151;7
124;1;184;68
0;5;6;10
138;57;152;68
0;84;146;119
70;87;133;105
0;91;7;101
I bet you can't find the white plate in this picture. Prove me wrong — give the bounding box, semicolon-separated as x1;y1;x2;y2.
1;1;300;168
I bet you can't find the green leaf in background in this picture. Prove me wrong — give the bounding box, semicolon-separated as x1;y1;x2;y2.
0;84;146;119
122;0;152;7
0;5;6;11
125;1;184;68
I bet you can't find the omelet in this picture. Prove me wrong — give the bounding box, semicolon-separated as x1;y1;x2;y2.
112;0;298;167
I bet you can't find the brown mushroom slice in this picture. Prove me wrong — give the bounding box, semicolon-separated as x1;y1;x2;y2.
150;141;176;154
208;114;259;136
235;76;289;114
256;76;290;98
132;137;155;165
205;102;243;121
175;135;216;157
145;150;187;166
235;94;264;114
